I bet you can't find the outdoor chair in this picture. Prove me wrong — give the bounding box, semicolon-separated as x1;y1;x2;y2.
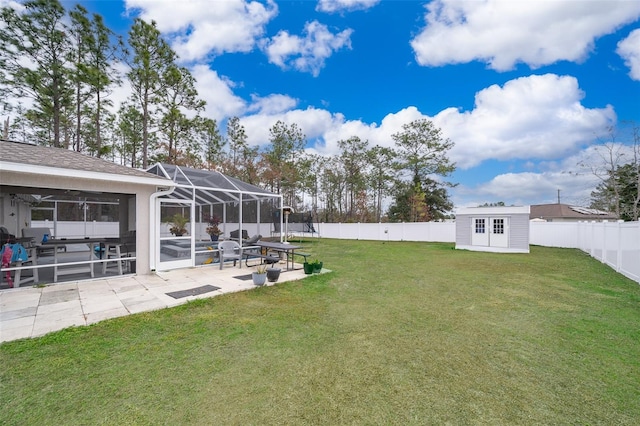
0;226;16;244
22;227;59;256
219;240;242;270
245;234;261;245
229;229;250;242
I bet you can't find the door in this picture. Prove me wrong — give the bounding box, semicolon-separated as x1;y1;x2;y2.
471;218;489;246
490;217;509;248
156;199;194;271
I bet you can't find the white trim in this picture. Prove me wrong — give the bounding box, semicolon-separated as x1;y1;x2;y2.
455;244;529;254
1;161;173;187
457;206;530;216
149;185;177;271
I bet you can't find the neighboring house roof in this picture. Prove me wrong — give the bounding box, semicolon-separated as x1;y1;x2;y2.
530;203;618;221
0;139;172;187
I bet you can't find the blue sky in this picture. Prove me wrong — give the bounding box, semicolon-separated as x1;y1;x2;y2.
69;0;640;207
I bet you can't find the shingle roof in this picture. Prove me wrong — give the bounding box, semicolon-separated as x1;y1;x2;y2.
0;139;166;181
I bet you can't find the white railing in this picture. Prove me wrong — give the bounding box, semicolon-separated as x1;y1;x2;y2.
31;221;274;240
32;220;120;239
31;219;640;285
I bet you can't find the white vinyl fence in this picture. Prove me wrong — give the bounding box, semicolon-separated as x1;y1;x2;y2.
317;221;640;285
527;221;639;284
574;221;640;284
33;219;640;284
316;222;456;243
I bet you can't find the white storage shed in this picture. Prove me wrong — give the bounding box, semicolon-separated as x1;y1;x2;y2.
455;206;530;253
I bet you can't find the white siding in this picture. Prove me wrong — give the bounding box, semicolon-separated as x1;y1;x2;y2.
509;214;530;251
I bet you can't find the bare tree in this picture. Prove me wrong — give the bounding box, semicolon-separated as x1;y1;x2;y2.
581;127;628;218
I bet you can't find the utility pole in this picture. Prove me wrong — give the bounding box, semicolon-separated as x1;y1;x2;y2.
557;189;561;204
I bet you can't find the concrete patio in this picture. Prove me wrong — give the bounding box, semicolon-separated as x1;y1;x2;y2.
0;263;312;343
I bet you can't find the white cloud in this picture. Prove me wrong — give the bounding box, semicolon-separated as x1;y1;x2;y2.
456;142;638;207
238;105;426;156
191;65;246;121
261;20;353;76
411;0;640;71
316;0;380;13
317;106;426;154
0;0;23;13
247;94;299;115
125;0;278;61
240;107;340;149
617;28;640;80
435;74;616;169
233;74;615;175
455;169;598;207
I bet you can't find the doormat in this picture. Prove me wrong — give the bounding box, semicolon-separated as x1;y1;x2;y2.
166;284;221;299
233;274;253;281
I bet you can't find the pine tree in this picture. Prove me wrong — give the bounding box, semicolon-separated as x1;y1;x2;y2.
127;18;177;168
0;0;73;147
391;119;456;221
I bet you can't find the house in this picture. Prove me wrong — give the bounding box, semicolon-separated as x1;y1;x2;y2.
530;203;618;222
1;139;174;277
455;206;530;253
1;140;283;284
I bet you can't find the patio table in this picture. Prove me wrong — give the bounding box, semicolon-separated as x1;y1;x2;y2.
252;241;302;271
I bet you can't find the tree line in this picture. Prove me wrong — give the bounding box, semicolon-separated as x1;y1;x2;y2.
0;0;458;222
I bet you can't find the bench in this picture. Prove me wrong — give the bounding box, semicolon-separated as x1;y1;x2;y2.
242;248;280;267
294;252;311;263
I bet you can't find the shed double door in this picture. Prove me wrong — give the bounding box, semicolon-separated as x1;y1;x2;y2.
471;217;509;248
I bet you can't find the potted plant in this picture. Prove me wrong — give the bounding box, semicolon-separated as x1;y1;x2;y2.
168;213;188;236
311;259;323;273
204;214;222;241
266;266;281;282
303;259;314;275
252;264;267;286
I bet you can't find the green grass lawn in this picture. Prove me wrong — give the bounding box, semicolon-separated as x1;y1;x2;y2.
2;240;639;425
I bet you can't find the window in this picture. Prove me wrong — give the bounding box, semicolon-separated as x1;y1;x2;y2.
475;219;485;234
493;219;504;234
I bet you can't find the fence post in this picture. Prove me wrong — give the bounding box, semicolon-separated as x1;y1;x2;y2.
616;221;623;273
591;221;596;258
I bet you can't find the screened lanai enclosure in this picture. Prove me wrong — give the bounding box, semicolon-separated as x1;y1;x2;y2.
146;164;283;271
